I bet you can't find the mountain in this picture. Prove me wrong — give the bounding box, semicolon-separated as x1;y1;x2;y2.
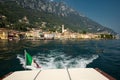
0;0;117;34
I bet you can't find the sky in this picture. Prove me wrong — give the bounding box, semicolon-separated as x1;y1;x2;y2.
54;0;120;34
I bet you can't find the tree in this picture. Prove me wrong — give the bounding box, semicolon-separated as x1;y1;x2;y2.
0;15;10;28
82;30;87;34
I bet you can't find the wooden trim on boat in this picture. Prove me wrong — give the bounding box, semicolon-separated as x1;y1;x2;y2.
95;68;116;80
1;72;13;80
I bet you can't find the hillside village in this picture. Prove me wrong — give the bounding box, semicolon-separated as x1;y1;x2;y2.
0;15;118;40
0;24;117;40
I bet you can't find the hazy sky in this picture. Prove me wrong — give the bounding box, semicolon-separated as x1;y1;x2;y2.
54;0;120;33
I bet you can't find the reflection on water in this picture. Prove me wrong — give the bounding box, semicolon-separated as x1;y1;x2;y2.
0;40;58;60
0;39;109;60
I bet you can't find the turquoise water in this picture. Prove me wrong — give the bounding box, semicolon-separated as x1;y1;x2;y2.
0;39;120;79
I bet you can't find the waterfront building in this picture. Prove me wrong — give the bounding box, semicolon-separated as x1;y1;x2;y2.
44;32;55;40
25;29;43;39
8;30;20;40
62;25;65;33
25;31;34;39
0;29;8;39
54;33;61;39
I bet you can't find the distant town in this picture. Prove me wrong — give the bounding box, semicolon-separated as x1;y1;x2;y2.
0;24;119;40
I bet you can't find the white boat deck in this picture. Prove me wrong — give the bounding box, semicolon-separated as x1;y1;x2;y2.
3;68;112;80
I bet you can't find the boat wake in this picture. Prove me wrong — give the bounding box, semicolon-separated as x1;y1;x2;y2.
17;49;99;70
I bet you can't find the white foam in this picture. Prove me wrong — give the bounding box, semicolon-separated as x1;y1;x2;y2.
71;55;99;68
17;51;99;70
17;55;25;68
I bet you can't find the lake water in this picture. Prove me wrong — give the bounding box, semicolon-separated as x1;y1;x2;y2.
0;39;120;79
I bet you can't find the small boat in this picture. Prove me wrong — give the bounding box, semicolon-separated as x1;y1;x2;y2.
1;50;116;80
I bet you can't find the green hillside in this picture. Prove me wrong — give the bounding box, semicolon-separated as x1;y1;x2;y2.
0;0;116;34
